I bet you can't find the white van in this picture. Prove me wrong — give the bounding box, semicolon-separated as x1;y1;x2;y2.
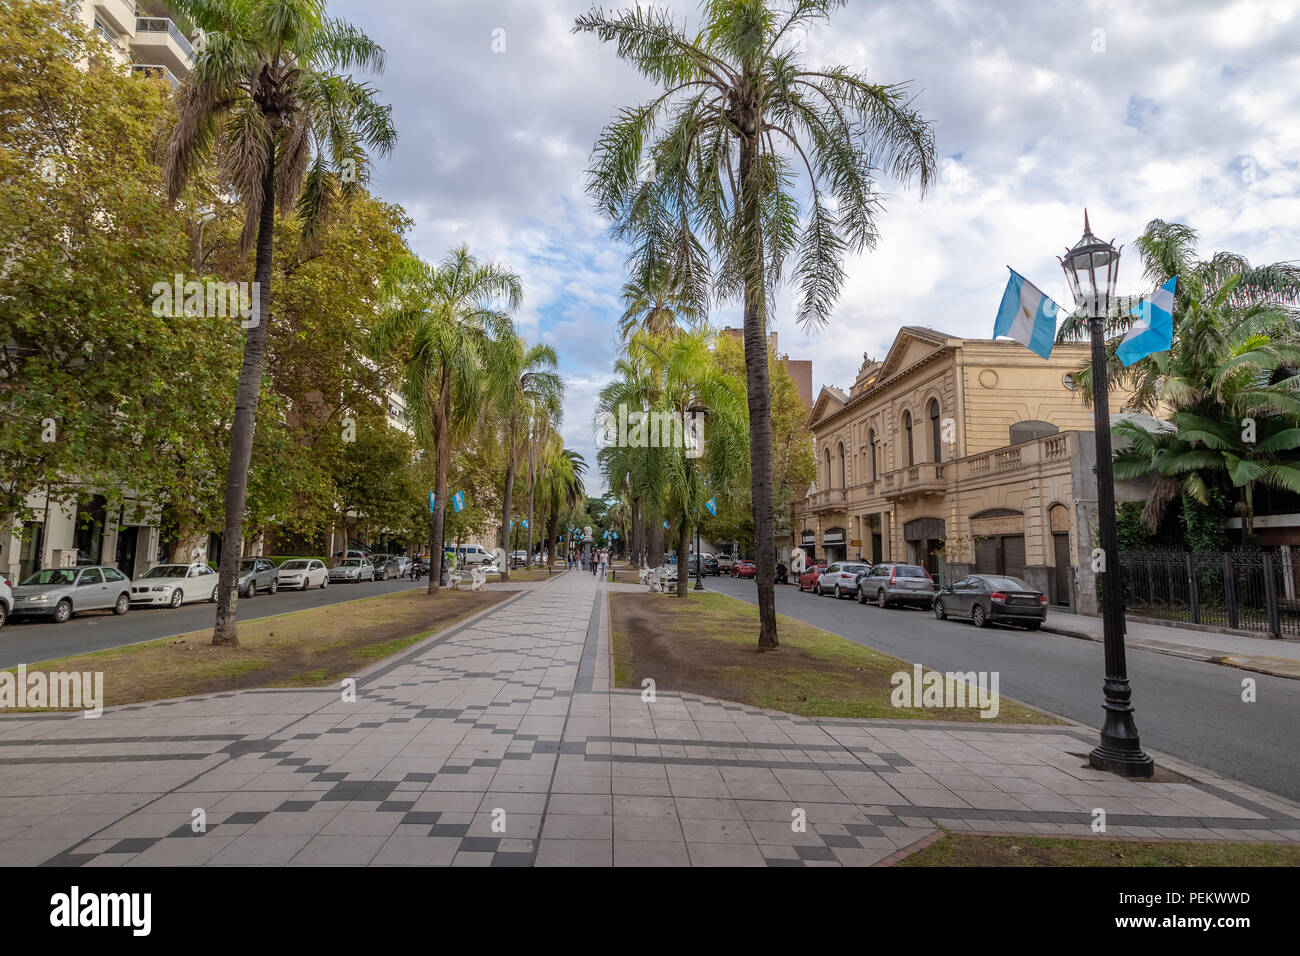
447;545;493;565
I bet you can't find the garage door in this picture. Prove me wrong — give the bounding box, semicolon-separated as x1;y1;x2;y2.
1052;532;1072;606
974;534;1025;579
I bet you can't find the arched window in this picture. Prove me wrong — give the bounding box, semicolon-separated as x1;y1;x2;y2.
903;411;914;467
838;443;846;488
929;399;942;462
868;429;877;481
825;447;832;488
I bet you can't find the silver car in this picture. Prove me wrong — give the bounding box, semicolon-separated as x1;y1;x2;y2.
0;575;11;629
130;563;220;608
277;559;329;590
329;557;374;583
238;557;279;597
816;561;873;598
855;563;937;609
11;565;133;623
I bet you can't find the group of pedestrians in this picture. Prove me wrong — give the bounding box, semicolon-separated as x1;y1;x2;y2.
564;548;609;577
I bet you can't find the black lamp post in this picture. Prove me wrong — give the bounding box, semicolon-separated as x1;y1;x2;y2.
1058;211;1154;778
686;403;711;592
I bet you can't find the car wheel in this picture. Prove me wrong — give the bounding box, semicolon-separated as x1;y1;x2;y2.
857;588;867;604
1025;621;1042;631
54;599;72;623
321;577;328;589
269;580;278;595
113;593;130;615
0;603;6;629
834;585;843;600
243;582;254;598
934;599;947;620
170;589;184;608
210;586;219;602
877;589;889;609
972;604;988;628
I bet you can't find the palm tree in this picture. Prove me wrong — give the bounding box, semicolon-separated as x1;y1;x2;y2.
618;262;699;341
494;339;564;580
577;0;936;646
163;0;397;645
540;447;587;568
370;248;521;593
524;395;564;567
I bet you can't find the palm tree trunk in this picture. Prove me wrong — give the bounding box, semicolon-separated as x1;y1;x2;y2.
212;136;276;647
739;128;778;650
526;468;536;567
676;513;690;598
500;454;515;582
546;507;559;570
429;373;452;595
648;507;663;567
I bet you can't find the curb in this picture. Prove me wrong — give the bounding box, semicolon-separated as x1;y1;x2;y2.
1041;624;1300;680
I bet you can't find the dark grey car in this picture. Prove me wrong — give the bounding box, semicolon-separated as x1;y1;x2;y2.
238;557;279;597
855;563;937;608
371;555;401;581
933;575;1046;629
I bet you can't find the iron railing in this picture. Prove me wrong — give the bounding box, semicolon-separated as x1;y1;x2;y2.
1118;547;1298;638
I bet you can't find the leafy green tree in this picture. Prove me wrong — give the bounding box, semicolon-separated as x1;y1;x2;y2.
163;0;397;644
577;0;936;646
370;248;521;593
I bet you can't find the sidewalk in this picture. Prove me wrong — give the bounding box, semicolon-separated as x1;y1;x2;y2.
1042;613;1300;680
0;570;1297;867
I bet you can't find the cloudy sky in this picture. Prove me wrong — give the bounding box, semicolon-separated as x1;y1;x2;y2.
334;0;1300;492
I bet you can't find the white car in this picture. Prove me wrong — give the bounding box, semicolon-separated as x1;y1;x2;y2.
277;559;329;590
329;557;374;583
0;574;10;629
130;563;220;607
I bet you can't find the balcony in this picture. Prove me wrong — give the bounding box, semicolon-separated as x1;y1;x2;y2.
805;489;848;514
131;17;194;78
957;431;1076;483
882;462;946;501
94;0;136;36
131;63;180;90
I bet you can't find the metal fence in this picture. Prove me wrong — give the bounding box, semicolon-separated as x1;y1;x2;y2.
1118;548;1300;638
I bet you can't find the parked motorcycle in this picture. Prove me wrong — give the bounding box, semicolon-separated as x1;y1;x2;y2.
774;562;789;585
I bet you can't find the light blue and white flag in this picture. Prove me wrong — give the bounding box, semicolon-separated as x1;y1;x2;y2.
428;492;436;513
663;521;670;530
705;496;717;517
451;490;466;513
1117;276;1177;367
993;268;1062;359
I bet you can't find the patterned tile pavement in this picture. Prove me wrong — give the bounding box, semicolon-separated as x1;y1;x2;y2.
1;570;1298;867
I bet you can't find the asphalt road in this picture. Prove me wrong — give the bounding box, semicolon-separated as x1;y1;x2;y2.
0;576;424;669
703;573;1300;803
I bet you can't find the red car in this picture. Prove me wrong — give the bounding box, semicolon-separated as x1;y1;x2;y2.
797;563;827;592
731;560;756;579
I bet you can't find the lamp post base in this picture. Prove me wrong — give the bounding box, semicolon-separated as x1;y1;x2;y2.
1089;681;1155;778
1088;745;1155;778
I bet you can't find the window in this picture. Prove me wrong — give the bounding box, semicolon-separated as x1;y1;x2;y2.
103;568;124;582
903;411;914;467
868;430;877;481
929;399;942;462
825;448;833;488
79;568;103;585
838;443;846;488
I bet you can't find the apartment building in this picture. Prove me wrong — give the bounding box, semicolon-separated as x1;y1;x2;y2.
78;0;195;87
792;327;1154;612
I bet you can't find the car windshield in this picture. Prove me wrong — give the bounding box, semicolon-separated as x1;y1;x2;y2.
340;559;361;567
981;576;1029;590
281;561;308;570
141;566;188;579
20;569;77;586
844;564;868;574
239;560;257;571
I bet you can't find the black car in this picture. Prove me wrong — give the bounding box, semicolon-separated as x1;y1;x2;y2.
933;574;1047;629
686;554;720;577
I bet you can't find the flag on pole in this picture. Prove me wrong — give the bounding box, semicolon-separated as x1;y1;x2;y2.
428;492;436;513
520;519;529;529
705;496;717;517
663;521;670;530
451;490;466;513
993;267;1062;359
1117;276;1177;367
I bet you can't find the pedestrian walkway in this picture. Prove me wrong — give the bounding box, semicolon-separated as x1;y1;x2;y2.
1;571;1297;867
1043;613;1300;679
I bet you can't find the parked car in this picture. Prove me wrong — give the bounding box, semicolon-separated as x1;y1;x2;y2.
445;545;494;566
10;566;133;623
796;563;827;592
856;563;936;608
715;554;736;573
276;558;329;590
130;563;219;608
329;557;375;583
238;557;279;597
390;556;412;578
371;555;403;581
934;575;1047;629
0;574;10;629
817;561;873;599
732;559;757;579
686;554;719;577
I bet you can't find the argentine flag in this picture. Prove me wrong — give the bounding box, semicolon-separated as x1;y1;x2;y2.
451;490;466;513
1117;277;1177;367
994;268;1062;359
705;496;717;517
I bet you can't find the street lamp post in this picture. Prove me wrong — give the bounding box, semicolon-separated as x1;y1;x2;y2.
694;521;704;591
1059;211;1154;778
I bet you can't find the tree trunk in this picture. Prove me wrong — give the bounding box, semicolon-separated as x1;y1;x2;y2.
648;506;664;567
212;135;276;647
429;372;452;595
676;513;690;598
500;450;515;582
739;125;778;650
526;465;536;567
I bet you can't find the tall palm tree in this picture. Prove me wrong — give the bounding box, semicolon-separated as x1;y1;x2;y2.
494;339;563;580
163;0;397;645
370;248;521;593
577;0;936;646
618;262;699;341
524;397;564;566
539;446;587;568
